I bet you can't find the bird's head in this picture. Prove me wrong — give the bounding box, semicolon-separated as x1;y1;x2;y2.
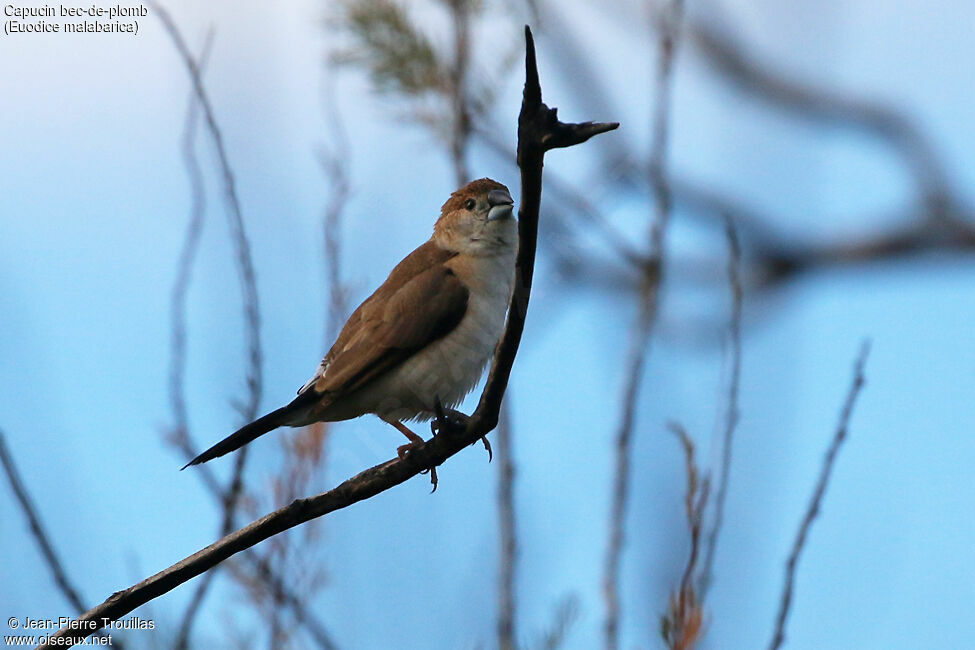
434;178;517;256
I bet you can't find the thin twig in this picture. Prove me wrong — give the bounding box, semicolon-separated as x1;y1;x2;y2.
168;28;216;650
0;431;121;649
150;1;263;426
767;341;871;650
603;2;683;649
319;63;352;345
150;6;262;645
168;26;213;459
40;27;618;647
1;431;88;613
661;423;708;650
699;214;743;596
602;277;655;650
246;553;340;650
496;402;518;650
538;594;581;650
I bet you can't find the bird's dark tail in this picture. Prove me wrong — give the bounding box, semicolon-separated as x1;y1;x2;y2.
181;394;316;469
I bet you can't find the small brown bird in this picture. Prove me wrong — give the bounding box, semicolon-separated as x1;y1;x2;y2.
184;178;517;468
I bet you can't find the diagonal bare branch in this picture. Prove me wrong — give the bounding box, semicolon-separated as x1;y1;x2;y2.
767;341;871;650
0;431;121;648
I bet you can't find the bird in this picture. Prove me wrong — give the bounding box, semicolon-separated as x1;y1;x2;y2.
183;178;517;470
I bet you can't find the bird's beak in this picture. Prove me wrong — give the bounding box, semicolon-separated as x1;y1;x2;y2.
487;189;515;221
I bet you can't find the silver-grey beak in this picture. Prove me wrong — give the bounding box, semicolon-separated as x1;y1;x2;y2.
487;189;514;221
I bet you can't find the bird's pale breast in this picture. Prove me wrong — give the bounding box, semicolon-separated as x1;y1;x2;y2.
353;248;515;422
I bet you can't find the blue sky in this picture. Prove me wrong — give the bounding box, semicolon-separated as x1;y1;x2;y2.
3;1;975;648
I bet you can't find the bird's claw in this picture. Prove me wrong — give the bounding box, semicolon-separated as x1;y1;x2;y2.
397;440;439;492
477;435;493;462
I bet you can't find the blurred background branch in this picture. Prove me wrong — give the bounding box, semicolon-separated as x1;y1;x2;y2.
0;432;122;649
768;341;870;650
603;2;685;649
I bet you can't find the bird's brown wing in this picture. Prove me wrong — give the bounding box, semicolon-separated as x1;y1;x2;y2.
305;241;469;398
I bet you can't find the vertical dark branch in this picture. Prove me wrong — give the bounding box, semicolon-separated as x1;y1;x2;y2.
496;402;518;650
603;2;684;648
767;341;871;650
472;26;618;429
699;214;743;595
0;431;120;648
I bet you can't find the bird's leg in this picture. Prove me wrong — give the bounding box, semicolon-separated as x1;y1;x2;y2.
389;420;425;460
386;419;438;490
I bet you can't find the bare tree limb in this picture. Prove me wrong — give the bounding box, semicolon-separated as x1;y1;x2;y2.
603;2;683;648
0;431;121;648
169;430;339;649
38;26;617;648
699;214;743;596
767;341;871;650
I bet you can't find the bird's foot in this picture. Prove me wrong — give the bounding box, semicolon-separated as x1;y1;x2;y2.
431;398;469;437
387;419;439;491
396;438;439;492
396;439;423;461
431;398;490;461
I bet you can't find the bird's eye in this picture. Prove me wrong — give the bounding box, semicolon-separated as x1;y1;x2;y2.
464;198;476;210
